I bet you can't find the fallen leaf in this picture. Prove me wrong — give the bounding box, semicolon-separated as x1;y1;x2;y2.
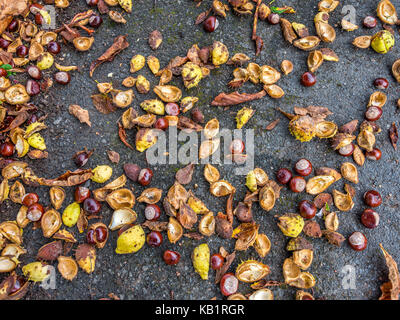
379;244;400;300
389;122;398;150
183;232;204;240
89;35;129;77
107;150;120;164
266;119;280;131
215;251;236;284
91;94;117;114
211;90;267;107
27;150;48;160
175;163;194;185
69;104;91;127
141;220;168;231
195;8;211;25
118;122;134;150
148;30;163;50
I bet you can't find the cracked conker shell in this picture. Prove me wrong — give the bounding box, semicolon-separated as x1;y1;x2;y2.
57;256;78;281
41;209;62;238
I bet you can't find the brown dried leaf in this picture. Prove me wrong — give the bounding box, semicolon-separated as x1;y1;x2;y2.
107;150;120;164
175;163;195;185
303;220;322;238
118;122;134;150
195;8;212;24
183;232;204;240
215;251;236;284
68;105;91;127
177;116;203;132
39;169;93;187
89;35;129;77
176;200;197;229
91;94;117;114
280;18;297;43
322;230;345;246
339;120;358;134
211;90;266;107
352;144;365;166
265;119;280;131
313;193;333;209
293;106;333;119
148;30;162;50
141;220;168;232
379;243;400;300
389;122;398;150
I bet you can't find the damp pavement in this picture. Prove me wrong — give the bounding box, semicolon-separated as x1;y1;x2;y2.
3;0;400;300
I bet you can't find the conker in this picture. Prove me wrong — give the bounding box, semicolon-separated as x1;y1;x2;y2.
301;72;316;87
365;106;382;121
289;176;306;193
366;148;382;161
54;71;71;85
163;250;180;265
363;16;377;28
373;78;389;90
338;143;355;157
361;208;380;229
22;193;39;207
165;102;180;116
138;168;153;186
299;200;317;219
220;273;239;296
363;190;382;207
83;198;101;215
276;168;292;184
210;253;224;270
147;231;163;247
0;142;14;157
203;16;219;33
74;186;91;203
348;231;367;251
294;158;312;176
144;204;161;221
267;13;280;24
230;139;245;154
27;203;44;221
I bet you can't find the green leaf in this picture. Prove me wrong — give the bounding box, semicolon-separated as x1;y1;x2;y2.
270;6;286;14
325;202;330;212
0;64;13;70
